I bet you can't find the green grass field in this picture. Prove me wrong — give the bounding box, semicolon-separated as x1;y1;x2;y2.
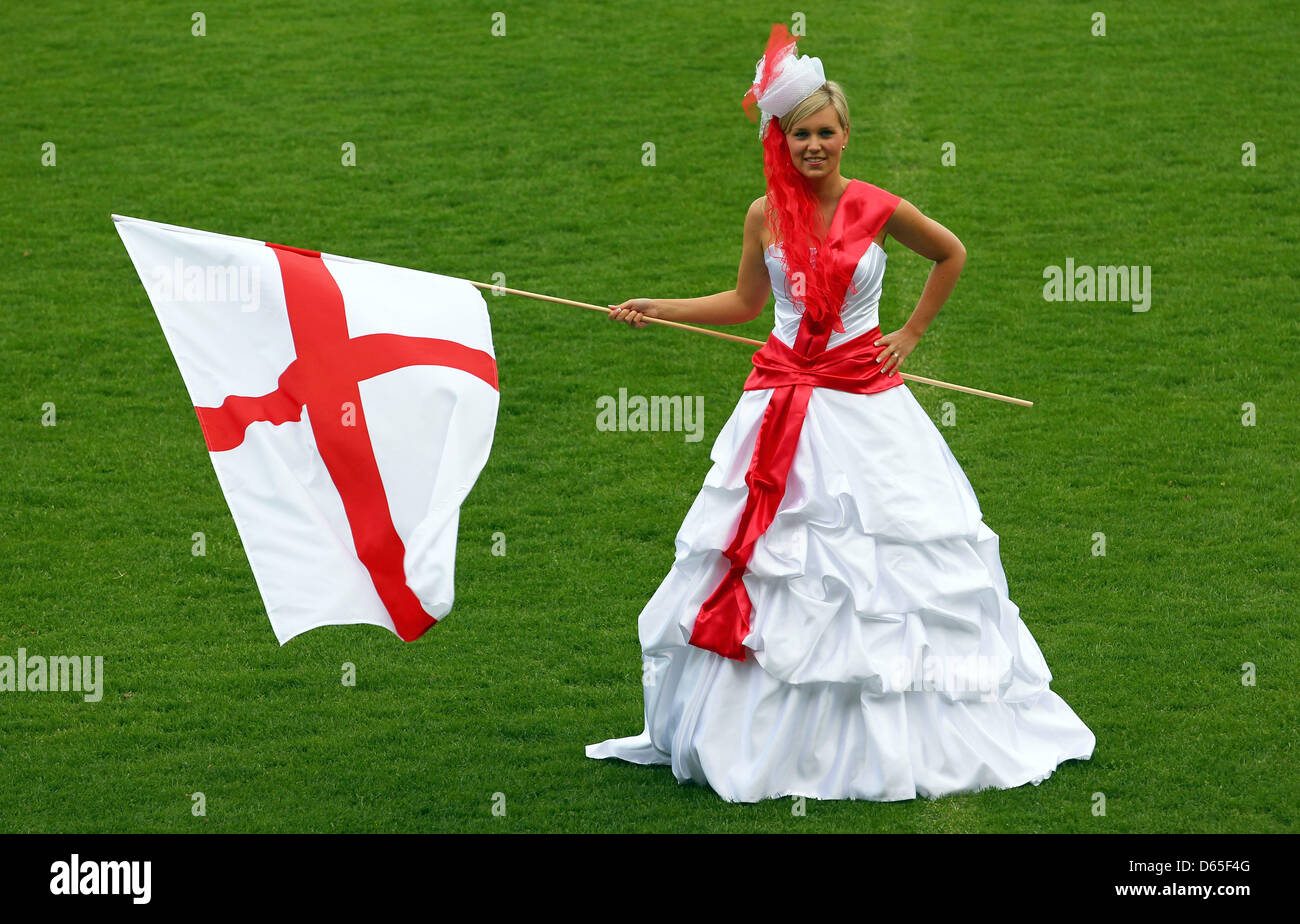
1;1;1296;832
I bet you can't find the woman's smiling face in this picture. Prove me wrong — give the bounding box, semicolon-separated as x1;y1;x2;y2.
785;104;848;179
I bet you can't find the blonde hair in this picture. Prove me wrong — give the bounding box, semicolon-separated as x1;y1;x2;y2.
779;81;850;135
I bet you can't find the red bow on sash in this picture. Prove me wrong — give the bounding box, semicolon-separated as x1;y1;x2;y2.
688;179;902;661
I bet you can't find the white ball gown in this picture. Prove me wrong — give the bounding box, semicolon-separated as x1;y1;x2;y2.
587;182;1096;802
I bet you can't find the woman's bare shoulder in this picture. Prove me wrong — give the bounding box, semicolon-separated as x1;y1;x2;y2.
746;196;770;246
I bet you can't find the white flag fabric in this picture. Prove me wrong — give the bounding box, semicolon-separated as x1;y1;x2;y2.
113;214;499;644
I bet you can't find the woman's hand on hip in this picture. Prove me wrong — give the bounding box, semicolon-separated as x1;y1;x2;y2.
873;327;922;377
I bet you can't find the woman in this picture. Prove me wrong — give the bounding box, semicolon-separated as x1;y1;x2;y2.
587;24;1096;803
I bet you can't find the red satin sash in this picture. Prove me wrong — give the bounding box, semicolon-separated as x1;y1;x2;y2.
688;179;902;661
744;325;910;396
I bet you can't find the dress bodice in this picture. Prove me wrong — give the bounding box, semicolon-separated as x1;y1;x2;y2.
764;240;887;350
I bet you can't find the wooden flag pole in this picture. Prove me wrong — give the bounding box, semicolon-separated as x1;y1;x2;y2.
469;280;1033;408
468;280;763;346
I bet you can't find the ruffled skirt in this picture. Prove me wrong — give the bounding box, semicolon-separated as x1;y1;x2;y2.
585;382;1096;802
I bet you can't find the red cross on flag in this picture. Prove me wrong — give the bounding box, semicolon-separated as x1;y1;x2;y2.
113;214;499;644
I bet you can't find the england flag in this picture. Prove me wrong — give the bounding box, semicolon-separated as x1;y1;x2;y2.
113;214;499;644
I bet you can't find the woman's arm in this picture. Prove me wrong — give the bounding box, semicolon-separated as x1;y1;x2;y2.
608;199;771;327
872;199;966;376
885;199;966;338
